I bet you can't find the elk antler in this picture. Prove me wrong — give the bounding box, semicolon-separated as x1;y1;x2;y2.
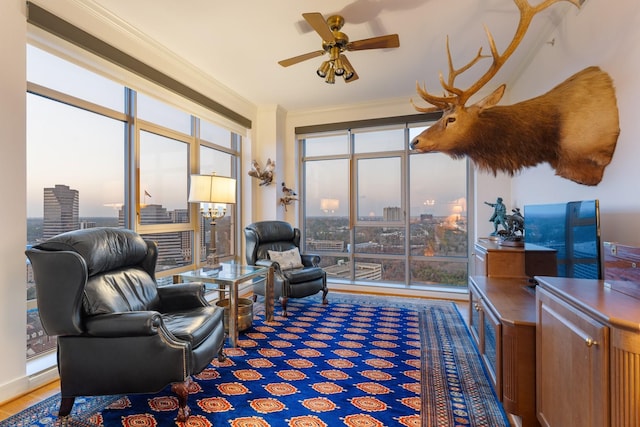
414;0;582;111
412;37;487;112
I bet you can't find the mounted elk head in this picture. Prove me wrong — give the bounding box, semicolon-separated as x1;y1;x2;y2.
410;0;620;186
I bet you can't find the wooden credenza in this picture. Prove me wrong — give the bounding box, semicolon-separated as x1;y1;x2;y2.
535;276;640;427
469;275;539;427
469;239;557;427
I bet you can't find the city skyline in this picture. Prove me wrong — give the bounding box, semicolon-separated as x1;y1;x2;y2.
27;188;466;221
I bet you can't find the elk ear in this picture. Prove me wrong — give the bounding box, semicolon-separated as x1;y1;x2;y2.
476;84;506;111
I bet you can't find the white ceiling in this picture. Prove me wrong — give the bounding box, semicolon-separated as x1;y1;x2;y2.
87;0;576;112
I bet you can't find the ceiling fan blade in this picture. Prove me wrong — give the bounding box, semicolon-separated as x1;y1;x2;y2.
278;50;325;67
340;55;359;83
302;12;335;42
347;34;400;51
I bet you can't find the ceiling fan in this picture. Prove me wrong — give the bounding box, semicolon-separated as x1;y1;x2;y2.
278;13;400;84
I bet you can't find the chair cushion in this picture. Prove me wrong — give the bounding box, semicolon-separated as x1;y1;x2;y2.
84;267;161;315
162;305;223;348
268;248;304;270
283;266;325;284
256;243;297;261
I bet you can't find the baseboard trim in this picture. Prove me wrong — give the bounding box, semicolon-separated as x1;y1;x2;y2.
0;366;58;407
327;282;468;302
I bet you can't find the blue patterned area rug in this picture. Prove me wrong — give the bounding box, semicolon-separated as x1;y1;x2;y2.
1;293;508;427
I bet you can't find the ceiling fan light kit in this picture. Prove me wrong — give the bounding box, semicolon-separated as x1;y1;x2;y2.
317;60;331;78
279;12;399;84
333;57;345;75
316;55;355;83
325;67;336;84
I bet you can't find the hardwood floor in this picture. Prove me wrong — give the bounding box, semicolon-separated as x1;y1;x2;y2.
0;298;471;421
0;379;59;421
455;300;470;323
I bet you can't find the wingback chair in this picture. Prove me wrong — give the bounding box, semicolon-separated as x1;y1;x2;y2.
25;228;226;422
244;220;328;317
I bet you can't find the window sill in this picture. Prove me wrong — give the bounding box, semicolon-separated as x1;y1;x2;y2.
26;351;56;377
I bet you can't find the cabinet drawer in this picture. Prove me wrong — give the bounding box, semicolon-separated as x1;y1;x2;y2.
474;250;487;276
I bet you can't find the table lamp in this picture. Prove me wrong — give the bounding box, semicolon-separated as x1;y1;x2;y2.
188;173;236;267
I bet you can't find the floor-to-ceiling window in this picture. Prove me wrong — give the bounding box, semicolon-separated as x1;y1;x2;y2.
26;45;127;360
197;124;240;265
26;43;243;362
301;123;469;290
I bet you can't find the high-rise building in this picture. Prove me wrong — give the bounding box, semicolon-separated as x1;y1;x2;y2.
324;261;382;281
43;184;79;239
383;206;402;221
306;239;345;251
140;203;172;224
140;204;188;269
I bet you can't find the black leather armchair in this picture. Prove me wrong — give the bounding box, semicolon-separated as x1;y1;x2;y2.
25;228;226;422
244;221;328;316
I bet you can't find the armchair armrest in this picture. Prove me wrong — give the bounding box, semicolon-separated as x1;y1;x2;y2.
301;254;321;267
256;258;283;275
158;283;208;310
256;259;277;268
84;311;163;337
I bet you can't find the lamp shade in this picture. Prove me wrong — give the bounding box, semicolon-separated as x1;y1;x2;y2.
188;174;236;204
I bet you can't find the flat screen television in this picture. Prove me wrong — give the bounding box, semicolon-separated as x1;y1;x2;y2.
524;199;602;279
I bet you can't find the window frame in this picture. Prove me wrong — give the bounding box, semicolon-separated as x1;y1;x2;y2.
299;122;472;291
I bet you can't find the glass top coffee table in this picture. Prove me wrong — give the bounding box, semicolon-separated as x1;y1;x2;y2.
173;263;274;347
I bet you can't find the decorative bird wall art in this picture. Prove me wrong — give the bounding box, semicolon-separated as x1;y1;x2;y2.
248;158;275;186
280;182;298;211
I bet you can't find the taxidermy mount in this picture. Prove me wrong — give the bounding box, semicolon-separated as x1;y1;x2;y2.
410;0;620;186
248;158;275;186
279;182;298;211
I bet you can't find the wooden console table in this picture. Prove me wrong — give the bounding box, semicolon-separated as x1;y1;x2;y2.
469;275;539;427
469;239;557;426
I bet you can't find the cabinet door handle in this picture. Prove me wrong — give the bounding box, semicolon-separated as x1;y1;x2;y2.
585;338;598;347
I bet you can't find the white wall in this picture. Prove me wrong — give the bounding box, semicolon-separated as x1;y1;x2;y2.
0;0;30;404
509;0;640;245
250;105;289;222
